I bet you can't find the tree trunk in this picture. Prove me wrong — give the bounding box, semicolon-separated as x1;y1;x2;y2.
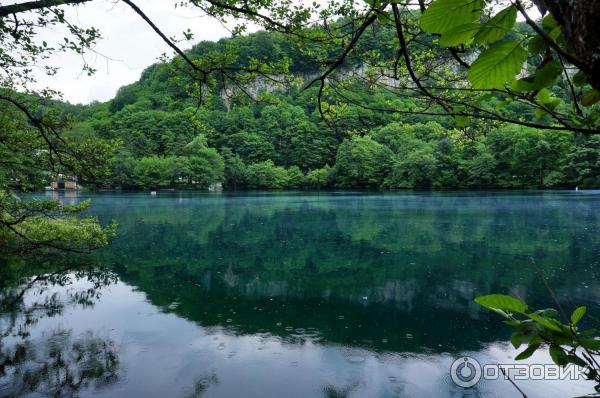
535;0;600;90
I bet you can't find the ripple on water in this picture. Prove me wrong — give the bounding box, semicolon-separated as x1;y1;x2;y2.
346;355;366;364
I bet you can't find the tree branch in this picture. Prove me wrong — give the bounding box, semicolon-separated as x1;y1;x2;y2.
0;0;91;18
391;3;451;112
120;0;207;81
513;0;582;68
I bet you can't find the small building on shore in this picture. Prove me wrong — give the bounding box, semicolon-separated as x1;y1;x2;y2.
46;174;80;190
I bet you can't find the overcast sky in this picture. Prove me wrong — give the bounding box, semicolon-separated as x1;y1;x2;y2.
39;0;236;104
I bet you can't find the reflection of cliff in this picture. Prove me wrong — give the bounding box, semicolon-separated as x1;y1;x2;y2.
219;265;419;310
362;279;418;310
93;192;600;352
115;260;513;353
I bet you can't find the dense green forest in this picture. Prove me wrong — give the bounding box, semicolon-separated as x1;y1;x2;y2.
58;27;600;191
55;28;600;189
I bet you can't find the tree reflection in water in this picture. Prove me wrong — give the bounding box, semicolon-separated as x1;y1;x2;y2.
0;262;119;397
2;191;599;397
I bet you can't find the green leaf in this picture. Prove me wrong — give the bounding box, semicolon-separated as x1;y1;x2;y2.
580;339;600;351
535;108;547;120
512;77;536;92
548;26;562;41
541;14;558;31
542;308;560;319
533;60;563;88
512;61;562;92
515;343;541;360
475;294;528;314
439;23;480;46
572;71;587;87
511;331;524;349
420;0;483;34
468;40;527;89
527;313;563;332
581;328;597;337
582;90;600;107
571;306;587;325
454;115;471;127
528;35;547;55
549;345;568;366
566;355;587;367
537;88;552;103
535;88;561;110
473;5;517;45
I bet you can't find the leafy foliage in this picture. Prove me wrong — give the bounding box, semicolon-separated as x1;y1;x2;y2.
476;294;600;391
0;191;116;254
468;40;528;89
0;97;116;254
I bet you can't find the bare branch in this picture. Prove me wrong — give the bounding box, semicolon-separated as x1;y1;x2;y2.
120;0;207;81
0;0;91;18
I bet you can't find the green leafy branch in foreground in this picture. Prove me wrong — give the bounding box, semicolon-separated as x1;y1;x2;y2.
0;191;117;254
475;294;600;392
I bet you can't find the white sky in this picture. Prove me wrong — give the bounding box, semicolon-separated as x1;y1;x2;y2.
38;0;235;104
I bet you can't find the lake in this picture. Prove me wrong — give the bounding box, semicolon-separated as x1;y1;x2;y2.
1;191;600;397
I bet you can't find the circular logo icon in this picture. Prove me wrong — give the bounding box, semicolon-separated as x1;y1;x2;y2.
450;356;482;388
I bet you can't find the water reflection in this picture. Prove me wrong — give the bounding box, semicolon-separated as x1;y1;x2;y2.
2;191;600;397
0;263;119;397
95;191;600;352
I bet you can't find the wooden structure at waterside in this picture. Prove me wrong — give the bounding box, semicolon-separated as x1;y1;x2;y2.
46;174;80;191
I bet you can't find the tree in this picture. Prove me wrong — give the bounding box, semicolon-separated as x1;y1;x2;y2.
385;145;438;188
285;166;305;188
221;148;248;189
246;160;288;189
334;136;394;188
0;96;116;254
109;149;137;188
183;135;225;188
475;294;600;393
133;156;171;189
486;126;572;187
299;0;600;134
306;166;332;189
565;136;600;187
467;147;497;187
224;132;275;164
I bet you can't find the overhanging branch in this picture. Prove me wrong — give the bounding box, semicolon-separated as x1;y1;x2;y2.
0;0;91;18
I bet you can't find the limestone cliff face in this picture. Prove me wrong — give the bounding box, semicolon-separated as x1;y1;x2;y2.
219;71;319;110
217;55;489;110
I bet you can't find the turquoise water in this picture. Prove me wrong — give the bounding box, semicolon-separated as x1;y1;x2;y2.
1;191;600;397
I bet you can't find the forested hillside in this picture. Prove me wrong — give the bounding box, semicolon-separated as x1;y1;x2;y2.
65;27;600;190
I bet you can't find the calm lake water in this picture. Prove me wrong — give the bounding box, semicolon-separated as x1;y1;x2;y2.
2;191;600;397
